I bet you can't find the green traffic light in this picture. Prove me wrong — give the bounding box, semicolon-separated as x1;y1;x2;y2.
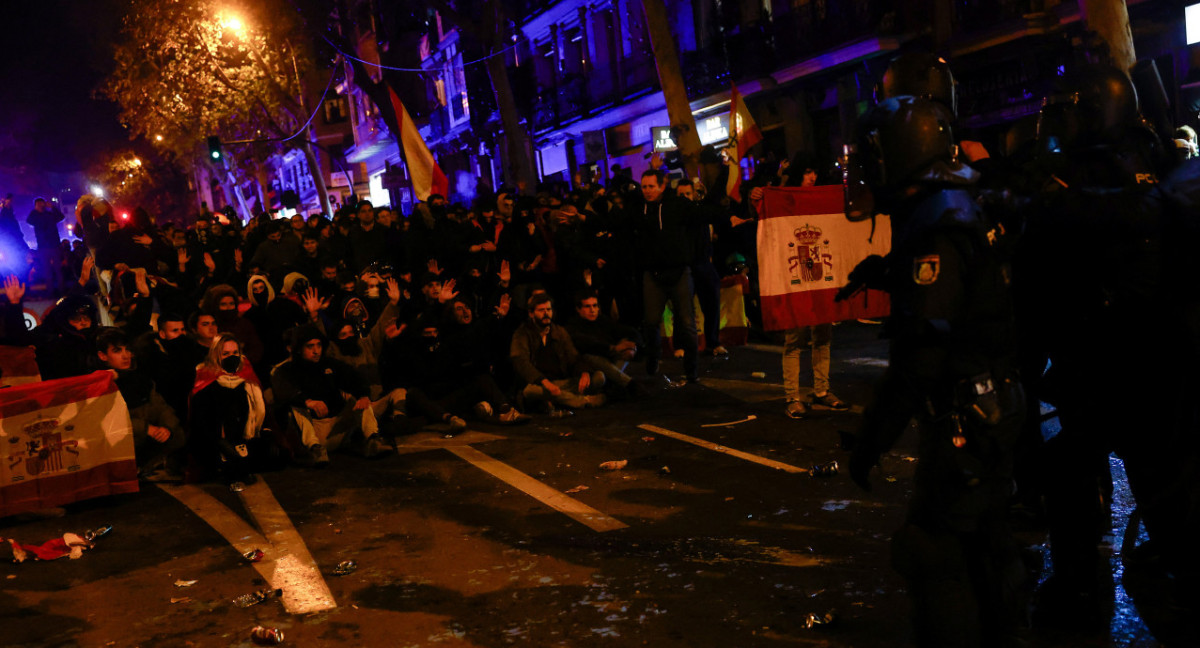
211;151;221;159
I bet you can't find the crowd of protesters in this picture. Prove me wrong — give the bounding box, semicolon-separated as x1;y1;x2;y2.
0;155;831;486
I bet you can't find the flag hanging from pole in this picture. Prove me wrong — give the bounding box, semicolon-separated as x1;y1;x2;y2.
725;84;763;202
757;185;891;330
388;88;450;201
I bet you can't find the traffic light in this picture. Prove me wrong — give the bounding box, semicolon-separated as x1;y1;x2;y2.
206;136;223;161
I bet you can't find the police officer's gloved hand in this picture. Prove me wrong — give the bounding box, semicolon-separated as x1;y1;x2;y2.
848;449;875;492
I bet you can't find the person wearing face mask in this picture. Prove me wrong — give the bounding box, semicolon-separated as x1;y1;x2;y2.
244;274;275;347
312;276;404;400
189;333;268;486
201;284;265;378
133;313;196;421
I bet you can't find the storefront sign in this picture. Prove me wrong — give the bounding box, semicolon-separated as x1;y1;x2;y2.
652;126;678;151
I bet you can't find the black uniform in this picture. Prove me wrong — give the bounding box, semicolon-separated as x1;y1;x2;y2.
847;96;1025;648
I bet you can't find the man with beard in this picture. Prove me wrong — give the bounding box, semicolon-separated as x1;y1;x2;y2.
510;293;606;413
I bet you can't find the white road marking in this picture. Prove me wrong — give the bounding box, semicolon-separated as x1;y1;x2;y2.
638;423;810;474
445;445;629;533
160;481;336;614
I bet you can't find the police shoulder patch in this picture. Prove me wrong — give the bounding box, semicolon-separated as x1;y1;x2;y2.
913;255;940;285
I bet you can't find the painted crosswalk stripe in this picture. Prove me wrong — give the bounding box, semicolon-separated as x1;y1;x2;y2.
446;445;628;533
160;480;337;614
638;423;810;474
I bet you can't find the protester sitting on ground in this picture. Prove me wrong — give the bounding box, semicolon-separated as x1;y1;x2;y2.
96;327;186;482
310;276;403;400
565;289;648;399
270;325;392;466
132;312;197;421
188;333;268;486
510;292;606;413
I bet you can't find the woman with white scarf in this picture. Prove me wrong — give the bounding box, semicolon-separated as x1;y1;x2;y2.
189;333;267;486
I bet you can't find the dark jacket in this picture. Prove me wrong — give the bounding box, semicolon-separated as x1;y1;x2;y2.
26;207;63;252
564;315;643;359
509;319;587;386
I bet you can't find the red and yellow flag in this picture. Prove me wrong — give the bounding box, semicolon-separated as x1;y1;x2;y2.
725;84;763;202
388;88;450;201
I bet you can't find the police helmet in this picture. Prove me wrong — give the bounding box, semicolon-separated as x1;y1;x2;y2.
878;53;957;117
858;96;957;193
1040;63;1138;149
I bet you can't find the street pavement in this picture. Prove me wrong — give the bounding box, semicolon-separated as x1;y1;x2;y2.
0;323;1163;647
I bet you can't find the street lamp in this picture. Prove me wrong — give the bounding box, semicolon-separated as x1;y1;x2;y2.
91;186;104;198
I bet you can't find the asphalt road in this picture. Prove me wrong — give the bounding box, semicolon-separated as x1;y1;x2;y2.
0;323;1164;647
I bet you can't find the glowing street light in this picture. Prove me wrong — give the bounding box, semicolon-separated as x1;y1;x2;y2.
220;13;245;38
133;158;142;166
91;186;104;198
155;134;163;142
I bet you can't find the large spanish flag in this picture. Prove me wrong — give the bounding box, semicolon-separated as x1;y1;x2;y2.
389;87;450;201
0;371;137;517
757;185;891;330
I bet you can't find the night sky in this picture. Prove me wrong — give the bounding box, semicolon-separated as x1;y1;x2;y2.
0;0;128;196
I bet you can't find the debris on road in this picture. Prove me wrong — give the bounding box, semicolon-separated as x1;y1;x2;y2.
751;371;767;378
821;500;852;511
802;609;838;629
332;560;357;576
809;461;839;478
250;626;285;645
701;414;757;428
564;485;589;494
2;532;94;562
169;597;192;604
84;525;113;542
232;587;283;608
640;436;656;442
598;460;627;471
229;482;246;493
243;548;264;563
559;431;574;438
658;466;671;475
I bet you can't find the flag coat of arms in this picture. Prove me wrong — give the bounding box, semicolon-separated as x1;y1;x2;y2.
0;371;137;517
757;185;891;330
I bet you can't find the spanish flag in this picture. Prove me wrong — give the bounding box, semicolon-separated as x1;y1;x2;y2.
388;88;450;201
725;84;763;202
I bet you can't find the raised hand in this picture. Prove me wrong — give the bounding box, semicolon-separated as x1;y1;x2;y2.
177;247;190;267
79;255;95;285
203;252;216;274
384;320;406;339
385;277;401;305
495;293;511;318
3;276;25;304
437;278;459;303
302;287;326;317
497;259;511;285
427;259;441;276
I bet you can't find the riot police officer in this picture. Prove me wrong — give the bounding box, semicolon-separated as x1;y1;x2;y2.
845;95;1026;648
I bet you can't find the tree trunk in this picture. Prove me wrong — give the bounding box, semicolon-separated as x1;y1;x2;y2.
485;53;539;192
300;139;333;216
641;0;702;178
1081;0;1136;72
